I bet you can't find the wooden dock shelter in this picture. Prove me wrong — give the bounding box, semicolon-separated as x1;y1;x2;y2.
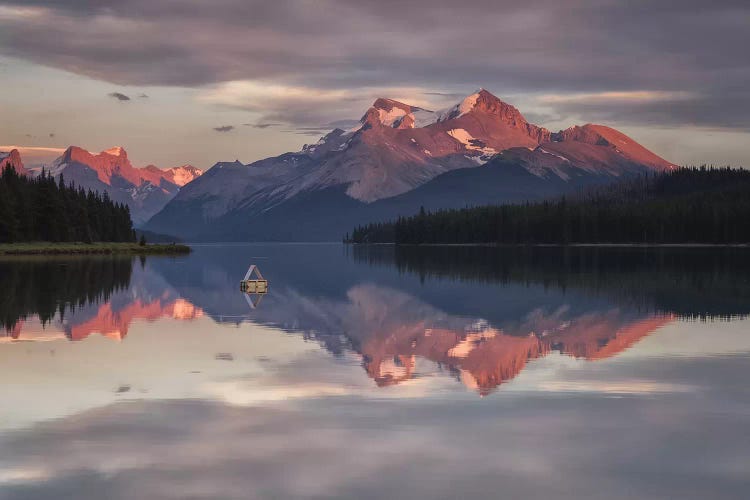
240;265;268;294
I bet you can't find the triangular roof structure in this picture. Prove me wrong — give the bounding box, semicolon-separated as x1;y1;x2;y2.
243;265;265;281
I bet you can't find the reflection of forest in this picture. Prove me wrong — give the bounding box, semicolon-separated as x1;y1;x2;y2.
0;256;133;332
0;257;203;340
352;245;750;319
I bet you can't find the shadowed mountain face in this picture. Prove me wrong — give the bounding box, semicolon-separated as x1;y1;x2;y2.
4;245;748;394
28;146;202;225
145;90;674;241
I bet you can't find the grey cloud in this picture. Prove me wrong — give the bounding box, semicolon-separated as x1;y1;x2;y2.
522;110;565;126
545;89;750;131
0;1;748;130
282;120;359;137
290;130;327;137
231;99;371;129
213;125;234;132
243;122;281;129
422;91;466;99
108;92;131;101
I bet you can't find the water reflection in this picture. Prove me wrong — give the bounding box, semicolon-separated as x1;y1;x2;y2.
1;257;203;342
352;245;750;319
0;256;132;334
221;245;748;393
3;246;749;394
1;245;750;499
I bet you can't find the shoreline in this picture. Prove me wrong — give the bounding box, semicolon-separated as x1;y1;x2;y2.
0;242;192;255
344;242;750;248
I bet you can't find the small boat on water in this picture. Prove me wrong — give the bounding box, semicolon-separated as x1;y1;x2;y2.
240;265;268;294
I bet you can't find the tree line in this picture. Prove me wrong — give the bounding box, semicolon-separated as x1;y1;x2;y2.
0;165;135;243
347;167;750;245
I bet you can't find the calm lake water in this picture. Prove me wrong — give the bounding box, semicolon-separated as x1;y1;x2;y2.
1;244;749;499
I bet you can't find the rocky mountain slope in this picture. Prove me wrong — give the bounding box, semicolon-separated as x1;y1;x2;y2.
146;89;674;241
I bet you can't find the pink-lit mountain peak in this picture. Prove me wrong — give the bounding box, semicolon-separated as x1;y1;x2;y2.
363;89;534;129
103;146;126;157
0;149;27;176
53;145;203;186
45;145;203;224
439;89;527;120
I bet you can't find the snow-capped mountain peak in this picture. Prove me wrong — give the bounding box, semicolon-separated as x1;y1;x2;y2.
432;89;484;123
165;165;203;186
358;89;535;132
361;97;431;130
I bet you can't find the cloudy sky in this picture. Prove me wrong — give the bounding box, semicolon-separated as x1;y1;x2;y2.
0;0;748;169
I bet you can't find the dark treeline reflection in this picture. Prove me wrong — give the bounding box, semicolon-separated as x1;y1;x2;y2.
0;256;134;332
351;245;750;319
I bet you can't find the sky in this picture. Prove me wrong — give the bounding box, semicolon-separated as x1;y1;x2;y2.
0;0;748;169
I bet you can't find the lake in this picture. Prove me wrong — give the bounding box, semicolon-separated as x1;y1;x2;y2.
1;244;749;499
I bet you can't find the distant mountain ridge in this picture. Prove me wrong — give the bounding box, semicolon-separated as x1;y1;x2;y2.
141;88;674;241
30;146;202;224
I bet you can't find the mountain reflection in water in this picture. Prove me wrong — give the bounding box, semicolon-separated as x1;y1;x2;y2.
2;245;748;394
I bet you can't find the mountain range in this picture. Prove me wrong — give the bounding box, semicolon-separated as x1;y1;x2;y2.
145;89;674;241
17;146;203;224
41;146;203;224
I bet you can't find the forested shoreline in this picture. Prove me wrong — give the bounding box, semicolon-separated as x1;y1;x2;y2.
347;167;750;245
0;165;135;243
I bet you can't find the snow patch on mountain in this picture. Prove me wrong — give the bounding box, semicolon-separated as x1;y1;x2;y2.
430;90;483;124
537;148;570;163
447;128;497;157
377;107;409;127
455;91;481;117
447;128;474;146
